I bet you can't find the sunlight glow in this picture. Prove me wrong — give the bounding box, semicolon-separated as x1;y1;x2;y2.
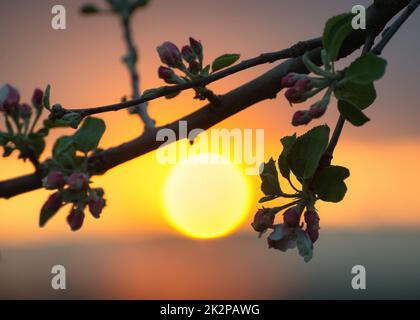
163;153;251;239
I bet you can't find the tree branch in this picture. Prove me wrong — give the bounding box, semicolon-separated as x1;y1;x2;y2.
70;38;323;118
324;0;418;164
121;15;156;129
372;0;419;55
0;0;412;200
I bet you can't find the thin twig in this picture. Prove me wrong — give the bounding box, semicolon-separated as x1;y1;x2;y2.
372;0;420;55
324;1;418;163
121;16;155;129
69;37;323;117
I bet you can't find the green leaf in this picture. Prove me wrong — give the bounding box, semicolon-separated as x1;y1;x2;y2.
211;54;240;73
323;13;354;62
312;165;350;203
80;3;100;14
43;84;51;110
53;136;76;168
335;81;376;110
345;53;387;84
278;134;297;179
39;194;63;227
296;229;313;262
72;117;106;153
260;158;281;196
338;100;370;127
288;125;330;180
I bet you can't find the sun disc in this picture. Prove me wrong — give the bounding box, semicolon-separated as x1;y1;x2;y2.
163;153;251;239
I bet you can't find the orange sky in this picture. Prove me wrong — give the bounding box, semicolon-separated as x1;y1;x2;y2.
0;0;419;246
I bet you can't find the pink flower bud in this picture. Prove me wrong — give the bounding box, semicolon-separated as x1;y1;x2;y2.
304;210;320;229
285;88;304;104
89;196;106;219
188;60;200;75
158;66;174;81
181;45;196;63
67;208;85;232
157;42;182;68
283;207;301;227
42;192;63;212
295;78;313;92
1;84;20;109
43;171;66;190
281;74;298;88
292;110;312;126
189;37;203;57
306;228;319;244
309;101;327;119
18;103;32;119
31;88;43;109
67;172;89;191
251;208;275;232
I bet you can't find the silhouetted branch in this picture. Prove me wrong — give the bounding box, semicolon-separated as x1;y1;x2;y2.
70;37;322;118
0;0;412;200
121;15;156;129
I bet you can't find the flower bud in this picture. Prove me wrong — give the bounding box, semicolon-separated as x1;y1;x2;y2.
67;172;89;191
181;45;196;63
285;88;305;104
309;101;327;119
295;78;313;92
1;84;20;109
304;210;320;229
188;60;201;75
281;74;298;88
157;42;182;68
283;207;301;227
67;208;85;232
251;208;275;233
18;103;32;119
189;37;203;58
292;110;312;126
158;66;174;81
42;192;63;212
306;228;319;244
89;195;106;219
43;171;66;190
31;88;43;109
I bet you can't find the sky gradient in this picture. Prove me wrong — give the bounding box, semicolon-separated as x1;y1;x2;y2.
0;0;419;299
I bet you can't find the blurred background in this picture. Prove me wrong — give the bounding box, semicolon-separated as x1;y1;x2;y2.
0;0;419;299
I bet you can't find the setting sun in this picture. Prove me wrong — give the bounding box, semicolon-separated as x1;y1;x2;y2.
163;153;252;239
